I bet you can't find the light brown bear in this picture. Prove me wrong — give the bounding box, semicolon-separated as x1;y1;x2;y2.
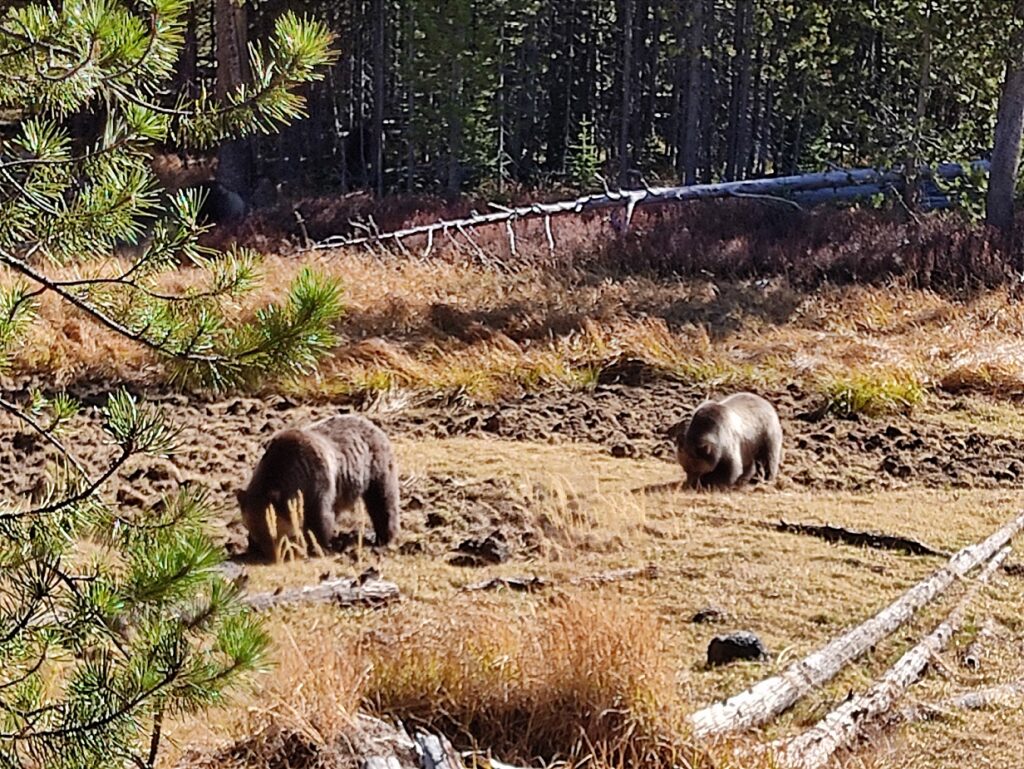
667;392;782;490
236;414;400;561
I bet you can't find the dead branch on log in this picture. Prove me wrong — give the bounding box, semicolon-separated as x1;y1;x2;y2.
767;520;950;558
243;576;399;611
306;162;988;252
688;511;1024;738
463;564;659;593
961;617;1007;671
771;547;1011;769
897;679;1024;724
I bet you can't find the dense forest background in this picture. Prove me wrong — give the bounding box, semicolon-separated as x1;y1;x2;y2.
69;1;1016;199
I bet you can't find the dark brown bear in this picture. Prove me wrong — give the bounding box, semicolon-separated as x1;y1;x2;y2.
236;414;400;561
667;392;782;490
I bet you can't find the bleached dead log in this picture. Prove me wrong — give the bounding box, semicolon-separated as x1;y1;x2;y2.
309;162;989;251
689;510;1024;738
243;576;400;611
898;679;1024;724
414;731;463;769
768;520;950;558
772;547;1011;769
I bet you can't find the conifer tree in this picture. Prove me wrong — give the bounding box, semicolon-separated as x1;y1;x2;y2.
0;2;337;766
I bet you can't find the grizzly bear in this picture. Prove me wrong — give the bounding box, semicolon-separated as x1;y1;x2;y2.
667;393;782;490
236;414;400;561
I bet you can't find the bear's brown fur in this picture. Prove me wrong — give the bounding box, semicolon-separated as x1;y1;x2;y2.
236;414;400;561
667;392;782;490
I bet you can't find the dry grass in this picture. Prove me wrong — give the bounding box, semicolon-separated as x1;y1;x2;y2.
163;435;1024;769
13;242;1024;412
15;199;1024;768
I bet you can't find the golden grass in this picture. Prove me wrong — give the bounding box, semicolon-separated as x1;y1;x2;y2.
14;249;1024;408
163;436;1024;769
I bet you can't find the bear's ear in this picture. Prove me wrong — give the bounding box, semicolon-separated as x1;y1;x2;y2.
666;421;684;439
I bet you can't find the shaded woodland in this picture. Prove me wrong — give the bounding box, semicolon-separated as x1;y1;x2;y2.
125;1;1015;199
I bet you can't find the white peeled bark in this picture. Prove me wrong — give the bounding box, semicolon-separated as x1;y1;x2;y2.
772;546;1011;769
689;511;1024;737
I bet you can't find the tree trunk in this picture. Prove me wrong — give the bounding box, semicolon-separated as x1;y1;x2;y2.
371;0;386;196
689;511;1024;738
682;0;704;185
215;0;253;199
618;0;635;186
773;547;1011;769
987;2;1024;234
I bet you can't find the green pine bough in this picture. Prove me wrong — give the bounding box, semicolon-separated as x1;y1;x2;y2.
0;2;340;766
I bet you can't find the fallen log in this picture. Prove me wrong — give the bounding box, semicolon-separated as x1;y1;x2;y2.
771;546;1010;769
688;510;1024;738
767;520;950;558
309;162;989;251
898;679;1024;723
463;564;659;592
243;576;400;611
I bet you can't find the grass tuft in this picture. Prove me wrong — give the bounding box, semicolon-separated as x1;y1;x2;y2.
361;598;695;768
823;370;927;418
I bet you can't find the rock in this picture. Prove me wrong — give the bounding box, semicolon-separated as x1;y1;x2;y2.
448;531;509;567
691;606;728;624
706;631;768;667
610;443;630;458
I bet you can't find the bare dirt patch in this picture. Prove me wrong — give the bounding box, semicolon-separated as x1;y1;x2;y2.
5;380;1024;564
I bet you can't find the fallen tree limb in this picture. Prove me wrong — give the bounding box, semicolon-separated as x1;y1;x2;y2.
463;564;659;592
898;679;1024;724
308;162;989;251
771;546;1011;769
688;510;1024;738
767;520;950;558
243;576;400;611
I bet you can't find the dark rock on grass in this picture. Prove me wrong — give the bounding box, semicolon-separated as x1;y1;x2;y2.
448;531;509;567
707;631;769;667
691;606;729;624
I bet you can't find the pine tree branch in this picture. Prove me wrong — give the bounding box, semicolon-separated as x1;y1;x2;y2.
0;249;225;365
0;396;91;481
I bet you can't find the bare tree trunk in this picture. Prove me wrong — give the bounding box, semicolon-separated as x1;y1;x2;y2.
371;0;386;196
682;0;704;185
987;1;1024;234
618;0;635;186
903;5;932;212
215;0;253;199
725;0;752;181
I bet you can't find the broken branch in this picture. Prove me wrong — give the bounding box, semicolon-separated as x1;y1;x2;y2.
243;576;399;611
767;520;950;558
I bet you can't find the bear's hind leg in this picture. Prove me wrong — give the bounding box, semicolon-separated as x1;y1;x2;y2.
363;474;400;546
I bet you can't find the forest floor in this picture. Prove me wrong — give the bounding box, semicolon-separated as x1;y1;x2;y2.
4;204;1024;768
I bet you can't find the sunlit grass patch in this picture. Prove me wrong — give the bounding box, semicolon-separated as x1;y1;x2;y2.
822;370;928;417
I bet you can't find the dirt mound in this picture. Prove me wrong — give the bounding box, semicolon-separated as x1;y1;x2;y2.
4;382;1023;562
385;383;1024;492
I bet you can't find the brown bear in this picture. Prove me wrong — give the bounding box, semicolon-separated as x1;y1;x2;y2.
667;392;782;490
236;414;400;561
